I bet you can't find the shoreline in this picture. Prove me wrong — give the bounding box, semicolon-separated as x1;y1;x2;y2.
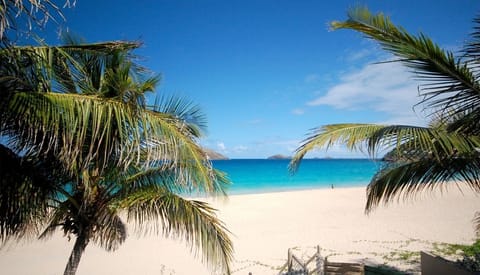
1;185;479;274
224;182;369;197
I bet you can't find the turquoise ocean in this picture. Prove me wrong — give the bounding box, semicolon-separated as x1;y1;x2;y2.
212;159;383;195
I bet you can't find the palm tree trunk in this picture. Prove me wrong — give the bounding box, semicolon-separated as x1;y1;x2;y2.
63;232;89;275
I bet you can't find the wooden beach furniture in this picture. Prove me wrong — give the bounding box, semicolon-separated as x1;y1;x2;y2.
324;259;365;275
278;246;365;275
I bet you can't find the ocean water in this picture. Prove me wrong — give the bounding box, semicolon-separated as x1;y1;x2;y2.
212;159;383;195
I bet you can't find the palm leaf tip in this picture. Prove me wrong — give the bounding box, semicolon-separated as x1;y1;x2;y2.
121;189;233;274
365;157;480;213
330;6;480;120
329;6;376;30
173;199;234;274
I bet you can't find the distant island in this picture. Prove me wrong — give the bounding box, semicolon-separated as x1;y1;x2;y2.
267;154;291;160
204;148;229;160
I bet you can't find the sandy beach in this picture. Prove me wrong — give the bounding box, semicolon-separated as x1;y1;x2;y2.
0;185;479;274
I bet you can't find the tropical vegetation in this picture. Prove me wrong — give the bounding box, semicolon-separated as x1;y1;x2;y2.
0;0;71;44
290;7;480;219
0;1;233;275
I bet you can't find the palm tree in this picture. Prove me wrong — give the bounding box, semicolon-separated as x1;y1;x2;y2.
0;0;72;44
290;7;480;216
39;128;233;275
0;39;233;274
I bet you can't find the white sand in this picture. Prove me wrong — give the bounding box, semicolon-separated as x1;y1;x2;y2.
1;185;479;274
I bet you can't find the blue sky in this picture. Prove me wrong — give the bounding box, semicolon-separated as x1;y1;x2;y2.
37;0;480;158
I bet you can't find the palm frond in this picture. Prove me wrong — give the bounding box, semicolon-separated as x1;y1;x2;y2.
0;144;64;243
0;46;53;94
90;212;126;252
0;0;72;41
3;91;214;177
366;157;480;212
290;123;480;173
372;125;480;160
290;124;386;172
143;109;228;194
445;105;480;135
37;190;84;242
0;41;142;97
121;163;230;196
152;96;207;137
330;7;480;121
116;186;233;275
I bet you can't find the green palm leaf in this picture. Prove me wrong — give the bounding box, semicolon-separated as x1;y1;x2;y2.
152;96;207;138
366;157;480;212
0;0;70;41
330;7;480;123
124;164;229;196
0;144;66;243
290;124;387;172
291;123;480;211
3;92;215;178
116;186;233;275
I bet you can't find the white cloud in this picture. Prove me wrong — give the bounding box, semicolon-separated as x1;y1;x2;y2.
291;108;305;115
213;142;251;156
345;48;374;62
304;73;320;83
308;62;427;126
217;142;227;152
